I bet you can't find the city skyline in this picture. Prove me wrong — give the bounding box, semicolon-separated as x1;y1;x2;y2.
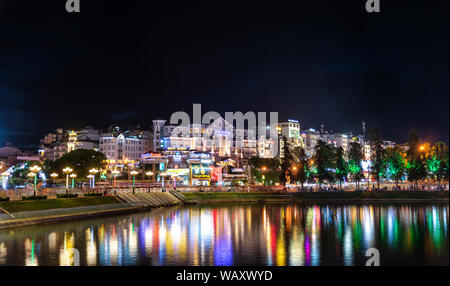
0;0;448;147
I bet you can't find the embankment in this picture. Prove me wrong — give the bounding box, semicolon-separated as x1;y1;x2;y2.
182;191;449;204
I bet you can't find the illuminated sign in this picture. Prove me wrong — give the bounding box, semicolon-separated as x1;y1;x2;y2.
231;168;245;173
211;167;222;182
191;164;211;180
189;153;211;159
141;153;162;159
166;169;190;176
214;130;232;136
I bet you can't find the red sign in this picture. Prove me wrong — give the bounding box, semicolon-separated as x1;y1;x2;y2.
211;167;222;182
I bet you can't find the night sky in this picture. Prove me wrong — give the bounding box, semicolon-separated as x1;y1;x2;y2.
0;0;448;148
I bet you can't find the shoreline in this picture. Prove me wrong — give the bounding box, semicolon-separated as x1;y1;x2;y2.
1;191;448;230
0;204;151;230
185;198;449;204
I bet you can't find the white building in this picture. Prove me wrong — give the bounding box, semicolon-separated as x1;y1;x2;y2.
158;117;277;164
100;128;152;163
278;119;304;158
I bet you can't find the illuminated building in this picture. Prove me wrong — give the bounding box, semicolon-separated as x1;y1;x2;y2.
100;126;152;164
278;120;304;158
67;130;77;153
39;127;101;161
155;117;276;165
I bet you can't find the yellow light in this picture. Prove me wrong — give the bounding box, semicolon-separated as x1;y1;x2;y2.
89;168;99;174
28;172;36;178
30;165;42;172
130;170;138;175
50;173;59;178
70;174;77;178
63;167;73;174
145;171;154;176
111;170;120;175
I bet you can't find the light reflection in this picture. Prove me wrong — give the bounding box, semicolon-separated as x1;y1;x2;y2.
25;239;38;266
86;227;97;266
0;204;448;266
59;232;75;266
0;242;7;264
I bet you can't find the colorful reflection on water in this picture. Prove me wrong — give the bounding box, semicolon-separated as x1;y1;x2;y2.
0;204;448;266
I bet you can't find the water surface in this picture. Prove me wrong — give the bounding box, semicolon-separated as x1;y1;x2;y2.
0;203;448;266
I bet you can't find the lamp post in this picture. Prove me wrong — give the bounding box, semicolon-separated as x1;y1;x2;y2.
111;170;120;189
172;174;178;188
29;165;42;196
160;172;168;190
27;172;36;196
62;167;73;195
70;173;77;189
262;166;267;186
89;168;99;189
87;175;94;188
50;173;58;187
145;171;154;188
130;170;138;194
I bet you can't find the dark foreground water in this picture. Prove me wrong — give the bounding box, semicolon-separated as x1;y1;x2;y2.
0;203;448;266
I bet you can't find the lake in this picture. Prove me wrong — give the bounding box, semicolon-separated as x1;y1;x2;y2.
0;203;448;266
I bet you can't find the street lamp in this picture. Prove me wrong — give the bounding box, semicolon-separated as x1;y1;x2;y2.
27;172;36;196
62;167;73;194
160;172;168;189
172;174;179;188
87;175;94;188
130;170;138;194
29;165;41;196
70;173;77;189
50;173;58;187
111;169;120;189
145;171;154;187
89;168;99;189
261;166;267;186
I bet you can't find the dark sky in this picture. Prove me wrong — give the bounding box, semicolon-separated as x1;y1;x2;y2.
0;0;448;148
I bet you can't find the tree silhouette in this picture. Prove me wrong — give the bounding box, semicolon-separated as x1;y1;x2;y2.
279;136;293;187
369;127;387;190
348;142;364;189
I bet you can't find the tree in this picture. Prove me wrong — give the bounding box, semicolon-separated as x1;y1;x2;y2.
334;146;348;190
348;142;364;189
406;128;427;189
313;140;335;189
428;141;449;188
385;146;406;189
248;156;280;185
51;149;106;179
369;127;387;190
292;146;308;190
279;136;294;187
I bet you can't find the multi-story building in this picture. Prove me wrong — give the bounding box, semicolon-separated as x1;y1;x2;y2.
39;127;101;161
302;124;377;159
278;119;304;158
100;126;152;164
156;117;277;165
74;126;101;151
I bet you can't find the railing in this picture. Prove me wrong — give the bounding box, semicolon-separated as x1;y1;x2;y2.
0;202;146;222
